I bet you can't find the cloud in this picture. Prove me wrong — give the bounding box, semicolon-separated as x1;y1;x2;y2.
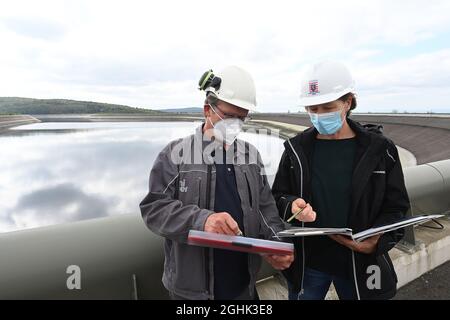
351;50;382;61
0;122;287;232
0;122;201;232
348;48;450;112
0;0;449;112
0;17;66;41
14;183;111;222
356;49;450;91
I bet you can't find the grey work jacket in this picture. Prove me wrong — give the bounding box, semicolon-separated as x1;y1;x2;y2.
140;124;287;299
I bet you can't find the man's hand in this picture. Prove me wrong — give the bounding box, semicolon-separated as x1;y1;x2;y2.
204;212;241;235
291;198;316;222
264;254;294;270
328;234;381;254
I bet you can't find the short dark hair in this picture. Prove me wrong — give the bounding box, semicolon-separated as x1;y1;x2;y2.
339;92;357;116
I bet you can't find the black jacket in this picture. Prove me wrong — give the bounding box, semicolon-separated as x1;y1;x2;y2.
272;118;411;300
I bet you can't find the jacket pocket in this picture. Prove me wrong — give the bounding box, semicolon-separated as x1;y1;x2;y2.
164;239;175;275
367;253;397;294
177;171;202;206
369;165;387;216
172;243;206;292
196;177;202;207
357;253;397;298
382;253;398;283
244;171;254;209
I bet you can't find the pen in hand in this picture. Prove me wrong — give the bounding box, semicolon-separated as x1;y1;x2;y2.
287;207;305;223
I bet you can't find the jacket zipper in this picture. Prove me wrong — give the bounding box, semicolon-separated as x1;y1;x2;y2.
244;171;253;209
205;165;212;298
287;139;306;297
383;253;393;274
351;250;361;300
243;168;256;299
280;196;290;221
197;177;202;207
287;140;304;201
300;221;305;298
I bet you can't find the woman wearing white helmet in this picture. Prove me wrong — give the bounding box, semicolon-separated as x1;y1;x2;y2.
272;61;410;300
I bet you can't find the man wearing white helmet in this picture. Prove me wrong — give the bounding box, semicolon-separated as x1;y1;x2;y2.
272;61;410;300
140;66;297;300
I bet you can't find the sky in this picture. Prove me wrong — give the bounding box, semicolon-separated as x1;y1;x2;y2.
0;0;449;113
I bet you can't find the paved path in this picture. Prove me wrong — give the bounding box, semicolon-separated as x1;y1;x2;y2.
394;260;450;300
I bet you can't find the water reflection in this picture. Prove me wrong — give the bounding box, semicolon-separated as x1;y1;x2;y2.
0;121;284;233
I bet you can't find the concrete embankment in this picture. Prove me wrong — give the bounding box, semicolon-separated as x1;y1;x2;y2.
0;115;40;132
32;114;204;123
252;113;450;165
250;119;418;168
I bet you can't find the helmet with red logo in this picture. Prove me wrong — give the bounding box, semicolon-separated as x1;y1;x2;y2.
299;60;356;107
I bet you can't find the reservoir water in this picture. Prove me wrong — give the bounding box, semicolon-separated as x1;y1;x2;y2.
0;121;284;233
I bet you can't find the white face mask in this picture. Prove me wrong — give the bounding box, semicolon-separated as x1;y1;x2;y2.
208;105;244;145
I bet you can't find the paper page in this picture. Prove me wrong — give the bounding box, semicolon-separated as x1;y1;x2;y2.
276;227;353;238
353;214;444;242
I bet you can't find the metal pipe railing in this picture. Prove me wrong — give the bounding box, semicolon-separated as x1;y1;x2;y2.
1;159;449;299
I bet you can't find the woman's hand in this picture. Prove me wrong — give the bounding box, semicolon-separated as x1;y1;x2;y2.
328;234;381;254
290;198;316;222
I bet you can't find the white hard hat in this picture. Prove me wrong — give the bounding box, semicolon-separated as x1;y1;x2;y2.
198;66;257;111
299;60;356;107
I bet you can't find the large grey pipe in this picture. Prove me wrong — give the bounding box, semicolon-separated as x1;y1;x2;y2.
403;160;450;216
1;159;449;299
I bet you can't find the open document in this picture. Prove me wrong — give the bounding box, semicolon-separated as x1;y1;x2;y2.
276;214;445;242
188;230;294;255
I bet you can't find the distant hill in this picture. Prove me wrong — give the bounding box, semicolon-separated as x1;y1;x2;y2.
160;107;203;113
0;97;162;115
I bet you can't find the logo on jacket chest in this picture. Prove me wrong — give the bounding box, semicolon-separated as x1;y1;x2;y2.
179;179;188;193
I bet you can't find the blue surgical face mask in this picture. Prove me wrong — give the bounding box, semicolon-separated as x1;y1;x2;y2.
308;109;344;135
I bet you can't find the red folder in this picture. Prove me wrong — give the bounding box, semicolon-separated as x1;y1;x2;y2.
188;230;294;255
